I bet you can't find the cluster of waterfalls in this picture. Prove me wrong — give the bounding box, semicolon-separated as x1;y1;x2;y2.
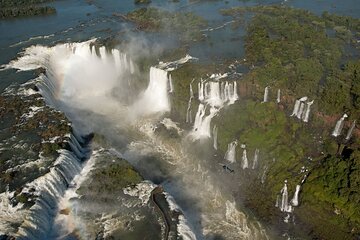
332;114;356;140
189;78;239;140
1;40;272;240
2;33;357;239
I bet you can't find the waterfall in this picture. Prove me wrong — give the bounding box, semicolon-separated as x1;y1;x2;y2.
191;78;238;140
345;120;356;141
213;125;218;150
261;166;268;184
206;81;222;107
193;104;206;133
134;67;171;116
190;82;194;98
198;80;205;101
252;149;259;169
229;82;239;104
332;114;348;137
15;137;88;239
296;102;305;119
303;100;314;123
99;46;107;60
168;74;174;93
197;80;239;107
291;96;313;122
224;140;238;163
290;100;300;117
280;180;292;213
290;185;301;207
191;104;218;139
241;145;248;169
186;83;194;123
276;89;281;103
186;98;193;123
263;86;269;103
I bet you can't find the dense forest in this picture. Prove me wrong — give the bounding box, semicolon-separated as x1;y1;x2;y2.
0;0;56;19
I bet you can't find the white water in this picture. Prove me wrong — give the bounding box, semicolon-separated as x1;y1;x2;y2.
345;120;356;140
158;54;198;71
186;83;194;123
296;102;305;119
252;149;259;169
197;80;238;107
303;100;314;123
54;149;98;238
332;114;348;137
15;138;86;239
241;147;249;169
213;125;218;150
0;189;25;236
263;86;269;103
290;185;301;207
276;89;281;103
225;140;238;163
191;79;238;140
290;100;300;117
169;74;174;93
280;181;292;213
5;40;170;123
5;40;269;240
291;96;313;122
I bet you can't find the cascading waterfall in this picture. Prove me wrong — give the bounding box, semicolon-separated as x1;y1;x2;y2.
345;120;356;141
186;83;194;123
279;180;292;213
296;101;306;119
16;138;88;239
263;86;269;103
241;145;249;169
303;100;314;123
5;40;173;121
198;80;205;102
133;67;171;117
290;100;300;117
252;149;259;169
261;166;268;184
191;79;238;140
290;185;301;207
291;96;314;122
224;140;238;163
332;114;348;137
213;125;218;150
276;89;281;103
198;80;239;107
4;39;272;239
3;40;181;238
169;74;174;93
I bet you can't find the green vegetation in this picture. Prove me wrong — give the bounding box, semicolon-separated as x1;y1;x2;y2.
214;5;360;239
222;5;360;117
77;152;142;195
300;151;360;239
161;5;360;239
126;7;207;41
0;0;56;19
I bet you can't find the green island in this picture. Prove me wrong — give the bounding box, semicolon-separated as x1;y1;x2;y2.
0;0;56;19
125;7;207;41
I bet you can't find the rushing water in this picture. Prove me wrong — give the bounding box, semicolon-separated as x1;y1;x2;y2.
0;0;359;239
